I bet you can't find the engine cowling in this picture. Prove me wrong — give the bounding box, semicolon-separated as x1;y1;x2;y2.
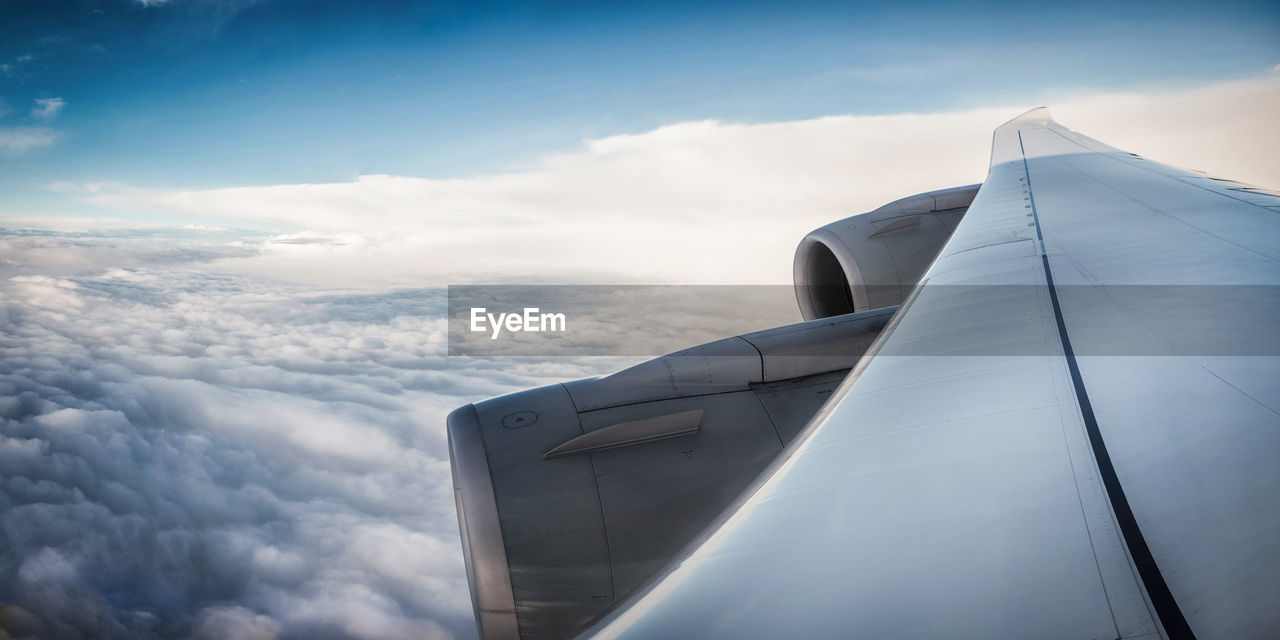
449;309;895;639
794;183;980;320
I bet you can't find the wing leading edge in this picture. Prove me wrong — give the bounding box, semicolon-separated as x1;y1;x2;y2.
582;109;1280;639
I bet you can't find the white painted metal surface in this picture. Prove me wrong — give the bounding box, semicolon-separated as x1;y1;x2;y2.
582;109;1280;639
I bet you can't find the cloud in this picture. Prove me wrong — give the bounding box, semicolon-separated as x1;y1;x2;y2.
0;98;11;118
0;230;637;639
61;110;1013;286
30;98;65;121
52;76;1280;288
0;127;62;154
0;54;42;81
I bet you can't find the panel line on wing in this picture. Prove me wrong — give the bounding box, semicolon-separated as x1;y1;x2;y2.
1020;129;1197;640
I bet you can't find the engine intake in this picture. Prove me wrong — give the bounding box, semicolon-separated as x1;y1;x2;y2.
794;184;980;320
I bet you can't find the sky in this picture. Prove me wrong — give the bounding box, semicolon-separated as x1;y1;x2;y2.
2;0;1278;213
1;1;1279;639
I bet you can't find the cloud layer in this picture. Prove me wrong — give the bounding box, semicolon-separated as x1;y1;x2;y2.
49;76;1280;287
0;232;634;639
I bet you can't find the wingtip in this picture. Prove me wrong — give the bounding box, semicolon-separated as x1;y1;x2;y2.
995;106;1055;132
1014;106;1054;123
990;106;1060;165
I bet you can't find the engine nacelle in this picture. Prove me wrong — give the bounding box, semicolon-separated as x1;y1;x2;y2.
449;309;895;639
794;184;980;320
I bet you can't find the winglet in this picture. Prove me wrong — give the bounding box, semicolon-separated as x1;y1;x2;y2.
990;107;1059;167
999;106;1054;129
1017;106;1053;121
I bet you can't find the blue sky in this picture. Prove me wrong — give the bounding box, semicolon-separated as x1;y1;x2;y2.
1;0;1277;219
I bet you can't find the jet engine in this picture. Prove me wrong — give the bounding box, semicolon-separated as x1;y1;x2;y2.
794;184;979;319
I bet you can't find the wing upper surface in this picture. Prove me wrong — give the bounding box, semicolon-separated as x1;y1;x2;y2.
583;109;1280;640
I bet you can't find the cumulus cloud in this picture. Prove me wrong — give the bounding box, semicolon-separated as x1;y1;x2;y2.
29;98;65;121
0;127;62;155
54;76;1280;287
0;230;637;639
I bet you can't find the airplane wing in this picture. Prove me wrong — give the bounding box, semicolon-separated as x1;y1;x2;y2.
577;109;1280;639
